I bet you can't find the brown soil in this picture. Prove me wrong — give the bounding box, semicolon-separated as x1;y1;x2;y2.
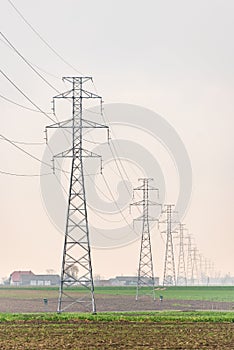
0;293;233;313
0;292;233;349
0;320;233;349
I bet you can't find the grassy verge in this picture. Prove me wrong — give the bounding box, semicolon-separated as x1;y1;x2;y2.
0;311;234;323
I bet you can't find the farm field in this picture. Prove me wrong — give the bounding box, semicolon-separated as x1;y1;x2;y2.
0;288;234;349
0;286;234;313
95;286;234;302
0;312;233;349
1;286;234;300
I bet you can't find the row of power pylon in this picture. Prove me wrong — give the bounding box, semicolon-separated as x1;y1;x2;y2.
133;181;215;300
45;76;215;312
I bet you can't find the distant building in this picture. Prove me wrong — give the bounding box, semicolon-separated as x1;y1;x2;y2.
112;276;139;286
21;274;60;286
94;279;113;287
9;271;34;286
94;275;159;287
9;271;60;286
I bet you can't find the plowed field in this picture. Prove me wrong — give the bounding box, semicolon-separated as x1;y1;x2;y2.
0;319;233;349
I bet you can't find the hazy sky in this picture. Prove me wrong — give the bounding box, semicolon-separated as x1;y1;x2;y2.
0;0;233;281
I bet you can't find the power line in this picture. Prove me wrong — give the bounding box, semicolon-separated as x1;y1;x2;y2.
0;36;61;81
6;1;140;219
0;133;73;179
99;107;142;215
101;173;138;237
0;33;71;138
0;169;52;177
0;69;56;123
0;73;73;188
7;0;84;76
0;92;52;114
25;61;61;81
91;86;141;213
0;31;60;94
0;136;44;145
0;134;54;177
0;37;71;146
0;133;52;167
2;2;140;246
83;138;105;145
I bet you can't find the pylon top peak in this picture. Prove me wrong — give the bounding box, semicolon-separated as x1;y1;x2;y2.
62;76;93;84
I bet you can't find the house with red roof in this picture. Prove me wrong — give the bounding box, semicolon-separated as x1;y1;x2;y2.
9;271;34;286
9;271;60;286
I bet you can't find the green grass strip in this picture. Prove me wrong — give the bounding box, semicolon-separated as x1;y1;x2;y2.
0;311;234;323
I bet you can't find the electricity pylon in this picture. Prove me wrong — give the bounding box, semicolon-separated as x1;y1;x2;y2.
186;234;193;285
176;223;187;286
199;254;205;285
46;77;108;313
131;178;161;300
191;246;199;285
160;204;177;286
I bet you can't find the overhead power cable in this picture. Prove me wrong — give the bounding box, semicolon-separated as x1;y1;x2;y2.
0;133;51;167
1;29;74;146
0;36;61;81
7;0;84;76
0;169;52;177
0;72;71;187
102;114;141;215
0;135;44;146
0;135;52;177
0;133;71;178
1;22;75;147
101;173;138;237
91;84;139;198
0;69;56;123
0;31;60;94
0;92;52;114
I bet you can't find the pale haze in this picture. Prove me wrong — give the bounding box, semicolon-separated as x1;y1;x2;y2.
0;0;233;281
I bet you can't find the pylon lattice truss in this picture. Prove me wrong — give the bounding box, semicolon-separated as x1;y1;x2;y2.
186;234;194;285
131;178;161;300
176;223;187;286
46;77;108;313
191;246;199;285
160;204;177;286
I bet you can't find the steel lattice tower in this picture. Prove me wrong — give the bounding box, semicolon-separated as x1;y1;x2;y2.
161;204;177;286
199;254;205;285
191;247;199;285
176;223;187;286
47;77;108;313
131;178;160;300
186;234;193;285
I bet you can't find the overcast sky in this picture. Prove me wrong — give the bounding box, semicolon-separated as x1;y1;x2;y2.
0;0;233;281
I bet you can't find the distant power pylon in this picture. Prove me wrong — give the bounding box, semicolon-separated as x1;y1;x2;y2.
199;254;205;285
186;234;193;285
176;223;187;286
131;178;160;300
160;204;177;286
207;260;215;285
47;77;108;313
191;246;199;285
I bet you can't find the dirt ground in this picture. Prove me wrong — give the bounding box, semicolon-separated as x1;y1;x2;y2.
0;292;233;349
0;293;233;313
0;320;233;349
